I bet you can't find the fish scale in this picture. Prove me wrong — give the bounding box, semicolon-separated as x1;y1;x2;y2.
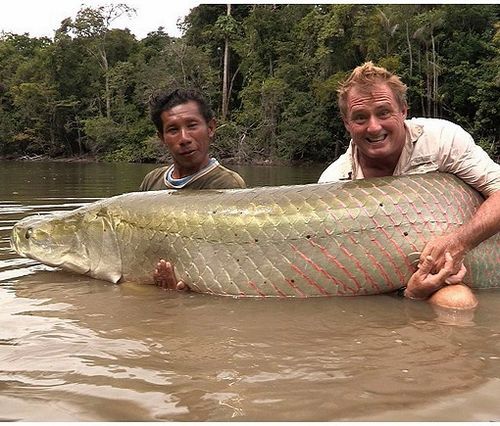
10;173;500;297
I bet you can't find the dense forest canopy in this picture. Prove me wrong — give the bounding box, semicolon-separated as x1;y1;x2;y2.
0;3;498;164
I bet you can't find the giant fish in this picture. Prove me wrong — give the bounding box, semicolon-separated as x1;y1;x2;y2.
10;173;500;297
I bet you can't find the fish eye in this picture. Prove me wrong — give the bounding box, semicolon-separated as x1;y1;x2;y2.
25;228;32;239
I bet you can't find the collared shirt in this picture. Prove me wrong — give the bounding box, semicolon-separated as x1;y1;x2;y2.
318;117;500;197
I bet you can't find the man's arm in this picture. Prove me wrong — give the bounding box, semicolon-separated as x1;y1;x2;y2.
422;121;500;272
419;190;500;273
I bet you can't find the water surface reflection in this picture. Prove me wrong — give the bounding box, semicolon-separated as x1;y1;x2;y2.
0;161;499;421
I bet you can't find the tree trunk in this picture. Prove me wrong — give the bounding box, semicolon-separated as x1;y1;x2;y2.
425;49;431;117
416;49;426;116
405;21;413;77
431;32;438;117
221;4;231;121
98;46;111;119
75;115;83;155
105;73;111;120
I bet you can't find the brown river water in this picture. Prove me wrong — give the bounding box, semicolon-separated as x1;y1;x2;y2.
0;160;499;421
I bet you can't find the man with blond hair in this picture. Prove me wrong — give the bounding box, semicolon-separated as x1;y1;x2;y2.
319;62;500;307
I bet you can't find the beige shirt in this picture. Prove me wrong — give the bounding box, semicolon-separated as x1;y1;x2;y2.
318;118;500;197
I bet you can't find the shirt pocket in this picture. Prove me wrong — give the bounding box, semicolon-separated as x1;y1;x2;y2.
407;154;439;174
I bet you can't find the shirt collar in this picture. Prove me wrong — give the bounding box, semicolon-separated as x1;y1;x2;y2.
164;158;219;189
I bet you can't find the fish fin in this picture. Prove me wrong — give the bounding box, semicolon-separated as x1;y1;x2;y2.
85;216;123;284
60;258;90;275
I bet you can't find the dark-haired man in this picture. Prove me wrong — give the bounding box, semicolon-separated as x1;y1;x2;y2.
140;88;246;191
141;88;246;290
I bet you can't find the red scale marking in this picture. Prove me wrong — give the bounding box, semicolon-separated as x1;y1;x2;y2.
284;278;307;298
415;180;451;226
247;280;267;297
397;180;445;235
336;242;382;293
268;281;288;298
325;198;407;291
348;235;394;290
367;214;409;282
289;263;331;296
463;187;482;209
390;203;422;252
455;191;468;218
310;245;359;293
371;214;414;270
375;190;424;253
301;240;360;294
289;243;335;295
350;191;412;277
388;185;432;247
430;178;465;227
344;186;410;282
436;179;474;222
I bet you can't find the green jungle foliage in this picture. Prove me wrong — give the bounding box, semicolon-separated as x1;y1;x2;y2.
0;4;498;163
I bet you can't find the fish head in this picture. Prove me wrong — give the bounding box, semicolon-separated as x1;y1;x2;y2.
11;211;91;273
11;208;123;283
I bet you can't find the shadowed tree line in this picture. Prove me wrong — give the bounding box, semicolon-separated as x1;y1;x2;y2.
0;3;498;163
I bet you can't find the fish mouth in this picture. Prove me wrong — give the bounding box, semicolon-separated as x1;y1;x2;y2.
10;224;27;257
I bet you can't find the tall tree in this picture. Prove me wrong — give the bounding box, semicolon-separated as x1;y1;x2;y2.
221;4;231;120
67;4;136;119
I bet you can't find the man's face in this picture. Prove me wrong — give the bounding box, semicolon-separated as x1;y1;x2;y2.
343;83;407;166
158;100;215;178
